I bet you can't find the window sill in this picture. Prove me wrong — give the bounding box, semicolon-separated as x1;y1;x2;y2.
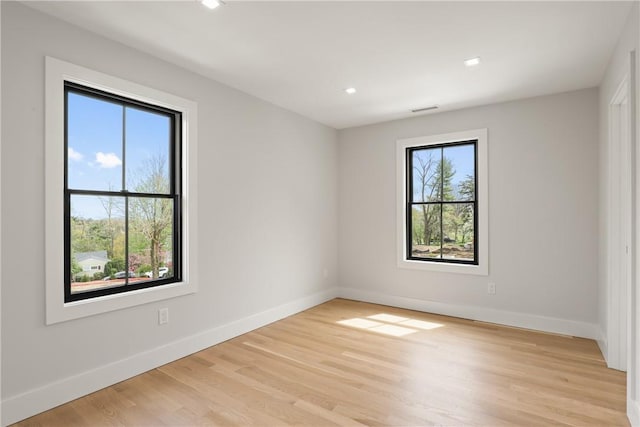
397;258;488;276
47;280;196;324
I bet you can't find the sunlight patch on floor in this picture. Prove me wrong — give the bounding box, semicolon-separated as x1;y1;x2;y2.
338;318;417;336
338;318;382;329
338;313;443;337
368;313;444;330
367;313;408;323
370;324;417;336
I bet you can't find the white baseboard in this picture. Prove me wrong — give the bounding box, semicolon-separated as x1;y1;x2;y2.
597;326;608;361
1;287;339;426
337;287;599;339
2;286;602;425
630;398;640;427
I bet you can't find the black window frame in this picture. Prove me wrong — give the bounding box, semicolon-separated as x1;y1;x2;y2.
63;81;183;303
406;139;478;265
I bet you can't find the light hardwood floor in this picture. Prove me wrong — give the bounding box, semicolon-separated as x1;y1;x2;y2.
16;299;628;426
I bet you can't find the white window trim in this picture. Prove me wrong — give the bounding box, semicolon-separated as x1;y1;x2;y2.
396;128;488;275
45;57;198;324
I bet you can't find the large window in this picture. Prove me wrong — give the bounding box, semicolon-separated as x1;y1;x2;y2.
65;83;181;302
406;141;477;264
46;57;198;324
397;129;488;275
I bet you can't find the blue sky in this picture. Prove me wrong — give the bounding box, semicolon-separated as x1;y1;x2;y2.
412;144;475;201
67;92;171;219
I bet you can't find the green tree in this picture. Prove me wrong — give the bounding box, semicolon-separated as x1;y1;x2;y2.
129;155;173;279
412;207;425;245
459;174;475;200
98;185;124;259
456;174;475;244
444;205;464;243
70;215;119;256
104;258;125;278
70;254;83;282
438;157;456;202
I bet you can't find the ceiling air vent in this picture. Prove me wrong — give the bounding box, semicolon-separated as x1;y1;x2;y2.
411;106;439;113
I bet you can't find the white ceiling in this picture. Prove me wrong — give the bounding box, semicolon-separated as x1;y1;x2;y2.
26;1;634;129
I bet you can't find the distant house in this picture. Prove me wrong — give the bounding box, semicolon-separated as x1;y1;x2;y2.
75;251;109;278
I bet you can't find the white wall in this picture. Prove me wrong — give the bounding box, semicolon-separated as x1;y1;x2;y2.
1;0;635;425
1;2;337;424
338;88;599;336
0;2;3;424
598;1;639;358
598;3;640;425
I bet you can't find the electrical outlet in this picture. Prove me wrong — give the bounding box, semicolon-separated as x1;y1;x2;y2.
488;282;496;295
158;307;169;325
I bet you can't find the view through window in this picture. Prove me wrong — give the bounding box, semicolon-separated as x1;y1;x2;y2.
406;140;477;264
65;82;181;302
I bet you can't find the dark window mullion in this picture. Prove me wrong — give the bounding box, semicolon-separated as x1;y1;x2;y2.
65;82;181;118
439;148;444;259
474;200;478;263
65;189;173;199
122;106;127;192
122;105;129;285
474;142;479;264
172;114;181;281
171;112;178;196
411;200;470;206
66;190;173;199
406;148;413;258
124;197;130;285
64;190;71;300
121;191;174;199
64;88;71;299
66;189;124;198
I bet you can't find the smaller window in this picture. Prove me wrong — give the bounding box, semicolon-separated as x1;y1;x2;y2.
397;129;488;275
406;141;477;265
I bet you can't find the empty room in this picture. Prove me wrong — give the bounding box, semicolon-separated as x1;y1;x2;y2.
1;0;639;425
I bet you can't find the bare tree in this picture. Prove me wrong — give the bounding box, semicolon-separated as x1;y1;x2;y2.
413;153;440;245
98;183;123;259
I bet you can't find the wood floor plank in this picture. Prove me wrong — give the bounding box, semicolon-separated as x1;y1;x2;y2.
13;299;629;426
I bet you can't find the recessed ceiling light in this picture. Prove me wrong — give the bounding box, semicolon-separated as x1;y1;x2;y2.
464;57;481;67
345;87;357;95
202;0;223;10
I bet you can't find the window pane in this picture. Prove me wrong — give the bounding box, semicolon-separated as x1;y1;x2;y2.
411;205;441;258
412;148;441;202
70;195;125;293
67;92;123;191
444;144;475;202
125;107;171;194
129;197;174;282
442;203;475;261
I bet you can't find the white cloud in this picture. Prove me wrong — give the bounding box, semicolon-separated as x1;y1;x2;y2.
95;152;122;169
68;147;84;161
